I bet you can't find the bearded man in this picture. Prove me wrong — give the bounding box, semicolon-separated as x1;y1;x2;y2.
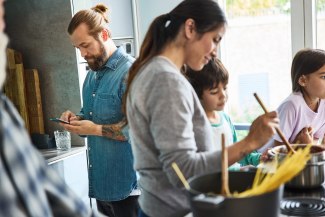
60;4;139;217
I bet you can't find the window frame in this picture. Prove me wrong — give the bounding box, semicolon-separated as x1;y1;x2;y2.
216;0;318;130
291;0;317;55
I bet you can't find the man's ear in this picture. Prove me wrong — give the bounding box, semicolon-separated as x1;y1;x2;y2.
101;28;110;41
184;18;196;40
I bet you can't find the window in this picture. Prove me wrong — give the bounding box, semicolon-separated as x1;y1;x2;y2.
220;0;292;139
317;0;325;49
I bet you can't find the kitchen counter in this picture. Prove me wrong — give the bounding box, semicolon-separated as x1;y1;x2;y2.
39;146;90;207
39;146;86;165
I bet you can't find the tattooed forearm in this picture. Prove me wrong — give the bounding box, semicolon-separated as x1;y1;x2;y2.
102;119;127;141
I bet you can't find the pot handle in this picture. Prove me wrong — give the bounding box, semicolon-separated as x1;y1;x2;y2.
191;194;225;210
307;160;325;166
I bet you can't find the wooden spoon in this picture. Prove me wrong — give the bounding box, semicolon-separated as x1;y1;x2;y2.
221;134;230;196
253;93;295;154
172;162;191;191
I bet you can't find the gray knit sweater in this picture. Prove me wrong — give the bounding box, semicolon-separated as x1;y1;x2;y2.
127;56;222;217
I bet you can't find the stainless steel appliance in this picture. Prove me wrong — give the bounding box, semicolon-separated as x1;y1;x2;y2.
280;185;325;217
269;145;325;189
113;37;135;57
267;145;325;216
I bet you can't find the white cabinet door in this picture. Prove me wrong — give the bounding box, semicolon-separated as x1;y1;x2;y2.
134;0;183;45
91;0;135;38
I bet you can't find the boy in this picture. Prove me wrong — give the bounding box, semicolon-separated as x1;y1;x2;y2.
186;58;261;169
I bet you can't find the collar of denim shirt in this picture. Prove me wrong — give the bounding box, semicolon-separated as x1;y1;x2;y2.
103;46;125;71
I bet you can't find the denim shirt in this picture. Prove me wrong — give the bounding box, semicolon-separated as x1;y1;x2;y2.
80;47;137;201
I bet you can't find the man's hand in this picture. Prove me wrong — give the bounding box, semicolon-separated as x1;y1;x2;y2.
60;114;128;141
64;120;101;136
60;110;79;123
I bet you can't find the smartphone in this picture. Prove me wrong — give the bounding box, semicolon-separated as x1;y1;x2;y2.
50;118;70;124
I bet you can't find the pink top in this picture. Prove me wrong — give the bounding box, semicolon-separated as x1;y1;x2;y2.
274;91;325;143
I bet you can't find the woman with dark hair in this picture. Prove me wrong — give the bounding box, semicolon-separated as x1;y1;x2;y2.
124;0;279;216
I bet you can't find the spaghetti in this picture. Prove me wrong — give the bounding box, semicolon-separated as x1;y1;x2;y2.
235;144;311;197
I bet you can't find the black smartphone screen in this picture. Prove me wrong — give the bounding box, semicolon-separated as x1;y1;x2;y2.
50;118;70;124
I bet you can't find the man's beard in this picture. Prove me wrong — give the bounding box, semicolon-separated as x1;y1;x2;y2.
0;32;8;89
85;43;108;71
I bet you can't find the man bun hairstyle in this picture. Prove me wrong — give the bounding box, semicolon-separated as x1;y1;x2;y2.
91;4;109;23
68;3;111;38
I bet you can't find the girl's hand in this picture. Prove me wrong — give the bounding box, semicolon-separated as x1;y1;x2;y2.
294;126;313;144
260;148;272;162
321;133;325;145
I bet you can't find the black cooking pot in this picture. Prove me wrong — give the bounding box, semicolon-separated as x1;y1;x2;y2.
187;171;283;217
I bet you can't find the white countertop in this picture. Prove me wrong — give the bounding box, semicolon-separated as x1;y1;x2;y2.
39;146;86;165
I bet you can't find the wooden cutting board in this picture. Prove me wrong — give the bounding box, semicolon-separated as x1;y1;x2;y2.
4;49;44;134
24;69;44;134
4;63;30;132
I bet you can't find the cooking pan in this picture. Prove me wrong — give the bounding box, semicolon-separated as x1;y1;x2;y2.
268;144;325;188
187;171;283;217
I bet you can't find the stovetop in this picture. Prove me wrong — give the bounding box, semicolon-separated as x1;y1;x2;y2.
280;185;325;217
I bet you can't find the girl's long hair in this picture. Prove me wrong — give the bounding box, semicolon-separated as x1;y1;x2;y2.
291;48;325;92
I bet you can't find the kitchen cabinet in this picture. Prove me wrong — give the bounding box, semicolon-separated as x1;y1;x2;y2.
133;0;182;45
91;0;134;38
71;0;92;15
41;147;90;208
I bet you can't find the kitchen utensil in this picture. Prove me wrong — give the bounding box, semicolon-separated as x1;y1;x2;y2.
221;134;230;196
172;162;191;191
268;144;325;188
188;171;283;217
253;93;295;153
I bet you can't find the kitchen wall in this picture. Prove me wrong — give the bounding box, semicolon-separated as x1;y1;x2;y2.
5;0;86;145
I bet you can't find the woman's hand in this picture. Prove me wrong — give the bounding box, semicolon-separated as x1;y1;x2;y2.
245;111;279;150
227;111;279;165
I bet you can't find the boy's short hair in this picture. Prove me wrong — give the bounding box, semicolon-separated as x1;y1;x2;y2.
186;58;229;99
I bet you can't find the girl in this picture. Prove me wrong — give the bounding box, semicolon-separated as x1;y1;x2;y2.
124;0;279;216
186;58;261;169
272;48;325;146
